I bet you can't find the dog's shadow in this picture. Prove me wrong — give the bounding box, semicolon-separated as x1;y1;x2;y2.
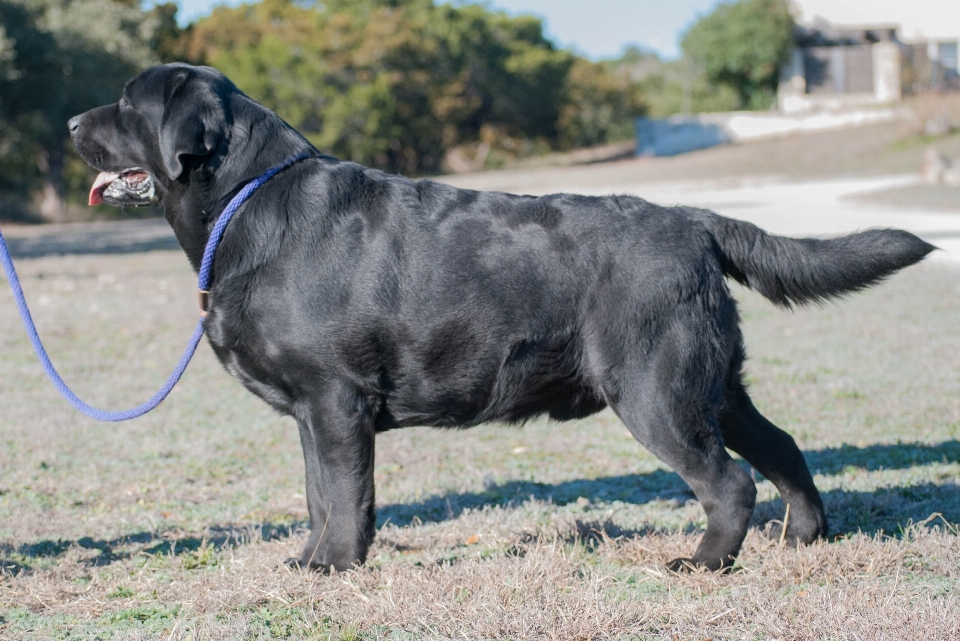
0;522;301;576
3;440;958;574
377;440;960;534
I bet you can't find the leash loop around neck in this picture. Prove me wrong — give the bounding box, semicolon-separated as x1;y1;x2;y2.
0;150;311;422
198;151;311;303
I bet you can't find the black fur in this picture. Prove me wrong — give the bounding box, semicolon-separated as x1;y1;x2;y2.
68;64;935;572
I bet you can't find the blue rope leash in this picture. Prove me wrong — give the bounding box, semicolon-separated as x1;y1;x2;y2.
0;151;310;422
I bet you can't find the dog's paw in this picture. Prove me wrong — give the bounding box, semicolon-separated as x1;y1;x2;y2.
666;557;699;573
667;556;736;573
283;556;333;573
765;518;827;547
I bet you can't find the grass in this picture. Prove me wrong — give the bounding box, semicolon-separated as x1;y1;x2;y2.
2;170;960;636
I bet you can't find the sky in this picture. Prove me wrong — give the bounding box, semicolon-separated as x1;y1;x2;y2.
172;0;960;61
478;0;722;60
173;0;725;60
794;0;960;42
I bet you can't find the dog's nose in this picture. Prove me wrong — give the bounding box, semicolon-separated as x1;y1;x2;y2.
68;115;82;136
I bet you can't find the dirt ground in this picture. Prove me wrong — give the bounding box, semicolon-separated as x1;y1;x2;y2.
441;117;960;199
1;122;960;639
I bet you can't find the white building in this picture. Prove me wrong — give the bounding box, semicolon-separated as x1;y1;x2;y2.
791;0;959;45
778;1;959;113
795;0;959;78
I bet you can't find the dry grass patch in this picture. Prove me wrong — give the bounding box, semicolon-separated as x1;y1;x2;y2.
0;243;959;639
3;517;959;639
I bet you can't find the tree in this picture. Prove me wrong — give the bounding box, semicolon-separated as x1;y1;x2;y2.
557;56;646;149
148;2;186;64
680;0;794;110
0;0;648;218
0;0;161;221
182;0;577;174
0;21;13;76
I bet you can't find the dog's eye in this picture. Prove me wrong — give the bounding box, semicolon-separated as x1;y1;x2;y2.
119;98;132;110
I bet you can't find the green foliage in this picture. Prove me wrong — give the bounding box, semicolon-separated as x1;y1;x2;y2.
0;0;55;211
0;0;648;217
606;46;739;119
103;604;179;626
248;604;326;638
557;57;647;149
107;585;135;598
635;60;741;118
680;0;794;109
0;0;159;220
183;0;581;174
180;540;219;569
182;0;642;174
148;2;185;64
0;22;14;75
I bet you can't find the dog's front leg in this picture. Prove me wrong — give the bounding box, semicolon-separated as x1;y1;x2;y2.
289;380;376;572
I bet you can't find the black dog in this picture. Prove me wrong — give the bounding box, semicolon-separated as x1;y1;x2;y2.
69;63;934;572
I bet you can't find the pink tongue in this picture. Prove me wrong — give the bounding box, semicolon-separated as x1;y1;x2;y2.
89;171;120;206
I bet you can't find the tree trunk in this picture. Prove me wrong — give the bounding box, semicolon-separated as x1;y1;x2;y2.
36;143;68;223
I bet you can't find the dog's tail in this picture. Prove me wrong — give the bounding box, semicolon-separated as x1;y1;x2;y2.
698;211;936;307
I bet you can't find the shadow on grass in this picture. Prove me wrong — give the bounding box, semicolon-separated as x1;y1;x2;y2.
756;482;960;538
377;469;693;529
0;521;304;575
378;440;960;529
3;441;957;573
803;440;960;476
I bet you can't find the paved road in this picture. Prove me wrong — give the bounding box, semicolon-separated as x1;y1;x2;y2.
470;172;960;265
590;175;960;263
2;174;958;264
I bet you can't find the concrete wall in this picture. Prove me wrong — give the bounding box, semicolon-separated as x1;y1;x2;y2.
778;42;902;114
873;41;903;103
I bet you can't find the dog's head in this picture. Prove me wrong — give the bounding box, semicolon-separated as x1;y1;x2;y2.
69;63;235;207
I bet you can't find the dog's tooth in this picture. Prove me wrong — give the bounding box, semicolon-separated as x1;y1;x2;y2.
88;171;120;206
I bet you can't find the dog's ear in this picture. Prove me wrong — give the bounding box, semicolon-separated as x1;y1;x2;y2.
159;72;225;180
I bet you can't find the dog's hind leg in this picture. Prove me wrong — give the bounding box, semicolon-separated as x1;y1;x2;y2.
289;380;376;572
719;379;827;545
607;336;757;571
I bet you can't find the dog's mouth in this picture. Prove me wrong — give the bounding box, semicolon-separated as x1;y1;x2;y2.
89;169;156;207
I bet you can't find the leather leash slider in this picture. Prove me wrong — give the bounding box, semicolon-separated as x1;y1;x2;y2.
198;289;210;318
